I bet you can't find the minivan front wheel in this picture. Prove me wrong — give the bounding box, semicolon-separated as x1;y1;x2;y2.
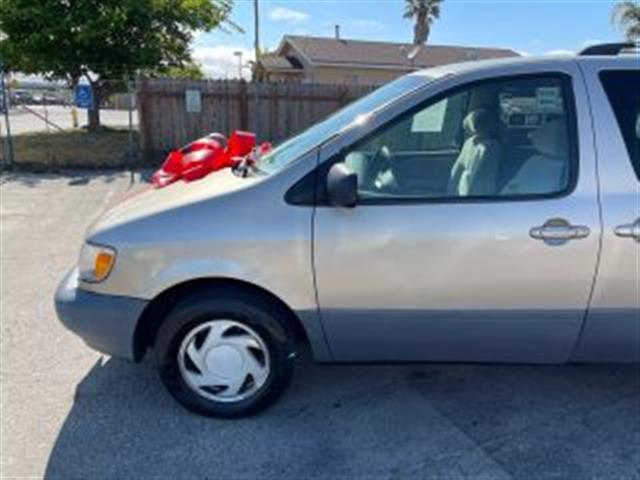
178;319;271;403
156;289;295;417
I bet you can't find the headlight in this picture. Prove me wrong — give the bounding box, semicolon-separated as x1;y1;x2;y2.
78;243;116;283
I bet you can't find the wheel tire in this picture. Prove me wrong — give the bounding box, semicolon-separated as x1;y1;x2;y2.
155;287;296;418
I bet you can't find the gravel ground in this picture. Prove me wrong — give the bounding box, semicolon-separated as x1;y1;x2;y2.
1;171;639;479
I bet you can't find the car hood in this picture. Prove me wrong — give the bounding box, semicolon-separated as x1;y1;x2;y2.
87;169;260;239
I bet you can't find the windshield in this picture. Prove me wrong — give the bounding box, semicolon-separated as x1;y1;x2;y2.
256;74;430;174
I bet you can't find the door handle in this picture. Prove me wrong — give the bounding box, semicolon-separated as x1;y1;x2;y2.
530;218;590;245
614;220;640;242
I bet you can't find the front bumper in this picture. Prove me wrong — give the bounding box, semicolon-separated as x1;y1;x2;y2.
54;269;148;361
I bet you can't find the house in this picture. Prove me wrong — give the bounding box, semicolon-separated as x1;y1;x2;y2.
256;34;520;85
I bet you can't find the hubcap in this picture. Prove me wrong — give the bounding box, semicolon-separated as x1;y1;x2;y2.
177;320;270;403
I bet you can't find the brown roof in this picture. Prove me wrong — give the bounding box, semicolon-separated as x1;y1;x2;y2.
260;55;300;71
281;35;519;69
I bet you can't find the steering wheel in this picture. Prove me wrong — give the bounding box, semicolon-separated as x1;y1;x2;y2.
368;145;392;191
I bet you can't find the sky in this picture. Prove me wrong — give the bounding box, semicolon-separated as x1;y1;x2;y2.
192;0;625;78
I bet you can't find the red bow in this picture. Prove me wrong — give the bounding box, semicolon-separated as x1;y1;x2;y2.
152;131;271;188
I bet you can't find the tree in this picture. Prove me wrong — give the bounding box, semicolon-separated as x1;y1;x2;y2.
164;63;206;80
612;1;640;41
0;0;235;131
404;0;443;45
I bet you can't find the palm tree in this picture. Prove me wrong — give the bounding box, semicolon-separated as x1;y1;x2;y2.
612;1;640;41
404;0;443;45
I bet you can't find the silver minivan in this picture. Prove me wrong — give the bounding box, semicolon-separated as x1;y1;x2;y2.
56;45;640;417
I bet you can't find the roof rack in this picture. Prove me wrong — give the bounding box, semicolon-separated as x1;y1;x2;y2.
579;42;638;56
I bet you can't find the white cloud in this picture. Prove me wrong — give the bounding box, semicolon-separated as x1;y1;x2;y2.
192;29;206;42
269;6;309;23
541;40;605;57
350;19;385;31
192;45;255;79
544;49;574;56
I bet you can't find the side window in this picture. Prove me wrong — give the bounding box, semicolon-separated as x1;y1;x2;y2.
343;75;577;201
599;70;640;180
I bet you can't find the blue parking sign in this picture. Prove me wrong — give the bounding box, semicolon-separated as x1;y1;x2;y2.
75;84;93;109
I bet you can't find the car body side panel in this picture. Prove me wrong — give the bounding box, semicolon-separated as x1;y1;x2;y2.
314;60;602;363
571;59;640;362
83;155;333;361
322;309;584;363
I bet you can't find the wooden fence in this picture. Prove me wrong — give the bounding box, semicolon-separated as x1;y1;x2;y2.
137;78;376;162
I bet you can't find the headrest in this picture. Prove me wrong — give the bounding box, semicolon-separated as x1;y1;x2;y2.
530;120;568;158
463;109;499;138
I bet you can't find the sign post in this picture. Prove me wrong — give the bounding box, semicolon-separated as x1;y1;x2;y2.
0;59;14;167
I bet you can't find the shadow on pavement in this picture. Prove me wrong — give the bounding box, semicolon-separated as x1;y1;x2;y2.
0;170;129;188
45;354;640;479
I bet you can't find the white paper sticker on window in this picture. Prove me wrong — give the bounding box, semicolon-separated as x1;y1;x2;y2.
412;99;448;133
536;87;562;112
185;89;202;113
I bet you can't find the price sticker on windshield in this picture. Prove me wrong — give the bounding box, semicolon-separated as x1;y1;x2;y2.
536;87;562;112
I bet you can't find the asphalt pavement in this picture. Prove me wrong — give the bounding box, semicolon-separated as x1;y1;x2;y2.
1;171;639;479
5;105;137;134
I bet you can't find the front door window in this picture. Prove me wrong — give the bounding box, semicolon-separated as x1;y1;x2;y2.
342;75;577;201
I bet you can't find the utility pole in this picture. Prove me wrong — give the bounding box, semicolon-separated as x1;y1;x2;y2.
253;0;261;134
127;77;134;171
254;0;261;64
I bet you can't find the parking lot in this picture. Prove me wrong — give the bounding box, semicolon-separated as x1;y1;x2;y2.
1;171;639;479
6;105;136;134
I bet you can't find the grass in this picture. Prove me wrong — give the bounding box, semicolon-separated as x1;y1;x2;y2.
5;128;140;170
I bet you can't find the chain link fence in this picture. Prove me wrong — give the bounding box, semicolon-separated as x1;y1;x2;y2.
0;76;139;170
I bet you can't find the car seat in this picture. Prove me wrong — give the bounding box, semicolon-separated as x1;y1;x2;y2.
447;109;502;196
502;120;569;196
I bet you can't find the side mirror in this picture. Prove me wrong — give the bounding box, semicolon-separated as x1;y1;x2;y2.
327;163;358;208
